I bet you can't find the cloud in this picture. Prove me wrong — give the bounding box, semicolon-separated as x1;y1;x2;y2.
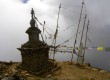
48;0;110;71
0;0;66;61
21;0;29;3
0;0;110;71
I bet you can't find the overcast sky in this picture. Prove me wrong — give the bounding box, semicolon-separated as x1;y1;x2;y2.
0;0;110;71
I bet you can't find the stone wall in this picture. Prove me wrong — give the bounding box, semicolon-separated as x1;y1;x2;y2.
19;47;49;72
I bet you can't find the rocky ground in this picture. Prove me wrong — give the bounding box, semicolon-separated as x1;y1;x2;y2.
0;61;110;80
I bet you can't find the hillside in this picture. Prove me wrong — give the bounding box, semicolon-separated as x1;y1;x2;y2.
0;61;110;80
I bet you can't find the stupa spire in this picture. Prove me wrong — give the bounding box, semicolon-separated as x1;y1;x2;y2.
31;8;34;19
30;8;36;27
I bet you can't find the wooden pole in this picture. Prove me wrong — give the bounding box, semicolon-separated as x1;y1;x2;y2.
82;20;89;64
70;0;84;64
77;14;87;64
52;4;61;60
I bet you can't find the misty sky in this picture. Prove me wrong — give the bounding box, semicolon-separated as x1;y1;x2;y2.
0;0;110;71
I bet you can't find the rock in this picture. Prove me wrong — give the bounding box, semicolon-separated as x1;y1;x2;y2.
91;68;98;71
79;77;89;80
4;73;9;77
1;77;14;80
0;75;3;79
1;76;21;80
90;77;95;80
11;69;18;76
74;62;79;65
46;74;51;78
21;71;27;74
84;63;91;67
85;67;91;69
100;70;107;73
25;73;31;77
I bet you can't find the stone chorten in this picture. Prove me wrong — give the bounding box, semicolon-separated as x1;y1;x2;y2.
18;9;54;74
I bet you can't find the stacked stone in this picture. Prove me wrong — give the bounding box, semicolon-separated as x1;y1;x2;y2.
17;9;56;75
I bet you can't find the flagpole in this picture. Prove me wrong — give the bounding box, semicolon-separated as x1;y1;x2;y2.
82;20;89;64
52;4;61;60
77;14;87;64
70;0;84;64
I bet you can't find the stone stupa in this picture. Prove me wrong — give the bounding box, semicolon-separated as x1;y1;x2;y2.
17;8;56;75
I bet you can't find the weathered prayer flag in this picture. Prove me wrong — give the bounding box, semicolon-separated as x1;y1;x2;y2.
105;47;110;52
97;47;103;51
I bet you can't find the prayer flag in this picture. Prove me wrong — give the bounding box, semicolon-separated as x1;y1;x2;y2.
73;49;78;55
97;47;103;51
105;47;110;52
54;29;58;39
